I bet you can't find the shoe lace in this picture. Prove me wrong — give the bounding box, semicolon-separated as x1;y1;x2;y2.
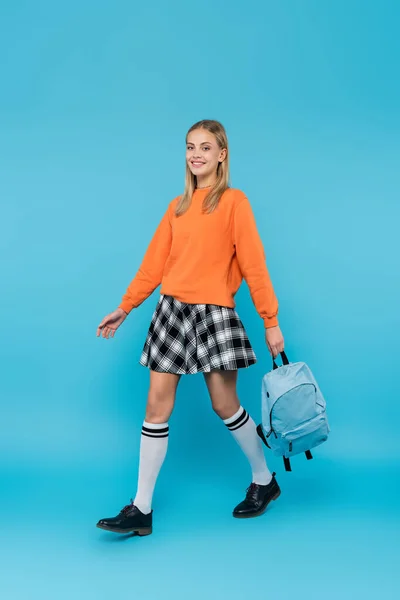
245;483;259;502
121;498;135;515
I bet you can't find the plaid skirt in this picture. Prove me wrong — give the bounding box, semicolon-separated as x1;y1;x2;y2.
139;294;257;375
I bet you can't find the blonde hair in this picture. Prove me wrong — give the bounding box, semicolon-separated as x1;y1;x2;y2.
175;119;230;216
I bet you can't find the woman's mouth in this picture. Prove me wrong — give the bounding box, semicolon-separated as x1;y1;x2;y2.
191;161;205;168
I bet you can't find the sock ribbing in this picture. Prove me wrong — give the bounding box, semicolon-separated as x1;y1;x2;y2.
224;406;250;431
141;421;169;438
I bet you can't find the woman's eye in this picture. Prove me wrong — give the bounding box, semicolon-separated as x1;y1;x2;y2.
186;146;210;151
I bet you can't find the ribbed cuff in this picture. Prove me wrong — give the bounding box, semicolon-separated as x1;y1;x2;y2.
118;300;133;314
263;315;279;328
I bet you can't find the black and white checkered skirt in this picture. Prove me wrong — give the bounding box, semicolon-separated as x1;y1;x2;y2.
139;294;257;375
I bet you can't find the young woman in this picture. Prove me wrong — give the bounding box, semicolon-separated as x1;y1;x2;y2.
96;119;285;536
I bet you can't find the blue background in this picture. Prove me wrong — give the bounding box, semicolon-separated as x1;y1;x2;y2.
1;0;399;598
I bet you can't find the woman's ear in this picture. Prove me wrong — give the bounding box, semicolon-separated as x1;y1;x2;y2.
219;148;227;162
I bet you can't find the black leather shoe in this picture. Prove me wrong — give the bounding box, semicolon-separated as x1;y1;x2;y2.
233;472;281;518
96;499;153;535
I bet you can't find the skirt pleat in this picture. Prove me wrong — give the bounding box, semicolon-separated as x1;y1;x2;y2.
139;294;257;374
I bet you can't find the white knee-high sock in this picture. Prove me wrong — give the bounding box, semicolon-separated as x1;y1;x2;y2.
224;406;272;485
133;421;169;514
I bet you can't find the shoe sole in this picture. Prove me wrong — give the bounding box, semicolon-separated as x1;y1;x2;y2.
96;523;152;536
232;489;281;519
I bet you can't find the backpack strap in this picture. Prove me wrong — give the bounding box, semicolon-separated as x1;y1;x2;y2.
305;450;313;460
272;351;289;370
283;457;292;471
256;424;271;449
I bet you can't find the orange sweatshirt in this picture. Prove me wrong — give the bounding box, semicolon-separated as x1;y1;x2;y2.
119;187;279;328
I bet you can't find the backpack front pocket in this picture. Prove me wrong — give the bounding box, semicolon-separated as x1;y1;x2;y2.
281;414;329;456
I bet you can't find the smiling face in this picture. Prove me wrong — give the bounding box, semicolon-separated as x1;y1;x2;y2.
186;128;227;186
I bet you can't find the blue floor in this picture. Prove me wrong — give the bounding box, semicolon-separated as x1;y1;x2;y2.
2;455;399;599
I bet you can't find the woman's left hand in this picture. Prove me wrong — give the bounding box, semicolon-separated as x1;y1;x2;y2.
265;325;284;358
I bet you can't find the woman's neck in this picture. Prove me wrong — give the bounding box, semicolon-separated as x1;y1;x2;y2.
196;176;216;189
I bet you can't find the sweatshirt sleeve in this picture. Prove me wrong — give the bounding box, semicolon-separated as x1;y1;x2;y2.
118;203;173;314
233;196;279;328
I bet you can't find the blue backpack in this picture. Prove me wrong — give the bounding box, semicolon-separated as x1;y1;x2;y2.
256;351;330;471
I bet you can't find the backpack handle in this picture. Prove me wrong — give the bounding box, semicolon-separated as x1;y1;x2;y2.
272;350;289;370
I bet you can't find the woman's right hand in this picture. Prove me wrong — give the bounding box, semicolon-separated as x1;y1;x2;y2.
96;308;128;339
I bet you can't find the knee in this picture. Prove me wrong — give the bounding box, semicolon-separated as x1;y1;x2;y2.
145;389;175;423
211;399;239;421
211;401;224;418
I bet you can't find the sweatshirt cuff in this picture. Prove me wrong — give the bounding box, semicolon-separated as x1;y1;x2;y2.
263;315;278;328
118;300;133;314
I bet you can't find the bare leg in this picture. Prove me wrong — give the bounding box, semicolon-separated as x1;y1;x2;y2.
145;370;181;423
203;369;240;417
